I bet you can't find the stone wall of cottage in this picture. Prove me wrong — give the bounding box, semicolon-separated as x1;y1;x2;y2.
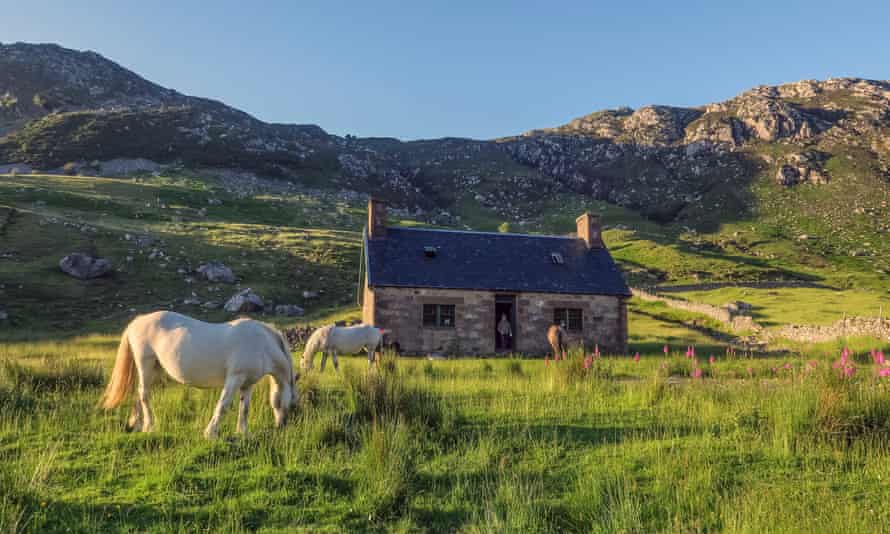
364;284;627;355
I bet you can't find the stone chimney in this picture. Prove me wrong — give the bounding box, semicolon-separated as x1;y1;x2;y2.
576;212;603;249
367;198;387;239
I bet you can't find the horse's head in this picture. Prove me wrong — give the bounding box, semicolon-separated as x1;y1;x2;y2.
270;373;299;427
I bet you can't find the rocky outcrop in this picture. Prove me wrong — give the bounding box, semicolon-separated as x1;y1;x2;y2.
59;253;112;279
2;43;889;230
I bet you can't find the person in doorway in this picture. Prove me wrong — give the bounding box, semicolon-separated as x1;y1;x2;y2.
497;313;513;350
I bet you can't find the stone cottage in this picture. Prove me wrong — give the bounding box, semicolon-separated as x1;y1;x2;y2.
361;199;630;355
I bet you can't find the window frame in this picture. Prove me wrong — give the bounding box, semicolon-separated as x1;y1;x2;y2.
423;303;456;328
554;307;583;332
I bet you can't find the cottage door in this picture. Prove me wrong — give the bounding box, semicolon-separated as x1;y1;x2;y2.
495;295;516;352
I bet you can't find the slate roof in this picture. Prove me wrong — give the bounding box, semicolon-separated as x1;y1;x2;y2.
365;227;631;296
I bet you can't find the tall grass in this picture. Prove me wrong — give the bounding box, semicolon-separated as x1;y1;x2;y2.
2;336;890;531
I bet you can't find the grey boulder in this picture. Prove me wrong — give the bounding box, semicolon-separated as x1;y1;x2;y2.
224;288;264;313
59;253;112;280
274;304;305;317
197;262;236;283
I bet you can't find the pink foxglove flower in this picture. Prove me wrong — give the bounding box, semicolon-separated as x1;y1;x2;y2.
633;352;640;363
878;368;890;378
663;344;669;356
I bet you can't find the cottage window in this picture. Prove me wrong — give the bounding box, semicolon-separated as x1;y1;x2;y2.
554;308;583;332
423;304;455;328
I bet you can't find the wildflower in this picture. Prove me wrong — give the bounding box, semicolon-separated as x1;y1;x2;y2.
691;367;702;379
878;368;890;378
594;344;600;358
784;362;793;371
843;365;856;378
633;352;640;363
833;350;850;370
583;356;592;370
709;356;716;365
872;349;886;366
663;344;669;356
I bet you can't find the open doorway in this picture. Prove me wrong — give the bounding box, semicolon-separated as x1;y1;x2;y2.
495;295;516;352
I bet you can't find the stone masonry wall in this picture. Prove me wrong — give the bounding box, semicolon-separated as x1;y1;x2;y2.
364;285;627;355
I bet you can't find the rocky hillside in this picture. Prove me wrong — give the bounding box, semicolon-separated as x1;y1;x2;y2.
2;43;890;244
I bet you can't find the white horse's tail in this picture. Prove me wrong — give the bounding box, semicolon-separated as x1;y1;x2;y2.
100;328;136;409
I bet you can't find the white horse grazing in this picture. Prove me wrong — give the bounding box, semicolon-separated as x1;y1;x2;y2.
100;311;297;439
301;324;383;371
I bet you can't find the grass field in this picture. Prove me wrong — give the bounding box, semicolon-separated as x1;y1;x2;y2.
2;338;890;532
2;171;890;531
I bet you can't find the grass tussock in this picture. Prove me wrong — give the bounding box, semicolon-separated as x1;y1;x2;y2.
811;370;890;444
0;357;104;394
355;419;417;522
343;356;451;431
548;348;614;388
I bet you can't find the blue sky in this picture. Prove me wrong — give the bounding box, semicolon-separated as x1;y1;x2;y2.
3;0;889;140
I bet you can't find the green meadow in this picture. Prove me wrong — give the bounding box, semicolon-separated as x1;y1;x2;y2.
1;172;890;532
2;339;890;532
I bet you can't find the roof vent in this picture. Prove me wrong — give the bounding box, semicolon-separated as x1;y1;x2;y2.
550;252;564;265
423;246;437;258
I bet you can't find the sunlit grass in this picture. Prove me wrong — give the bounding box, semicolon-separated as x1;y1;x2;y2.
2;336;890;531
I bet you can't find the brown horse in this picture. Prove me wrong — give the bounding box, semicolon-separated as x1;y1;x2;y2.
547;324;567;360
